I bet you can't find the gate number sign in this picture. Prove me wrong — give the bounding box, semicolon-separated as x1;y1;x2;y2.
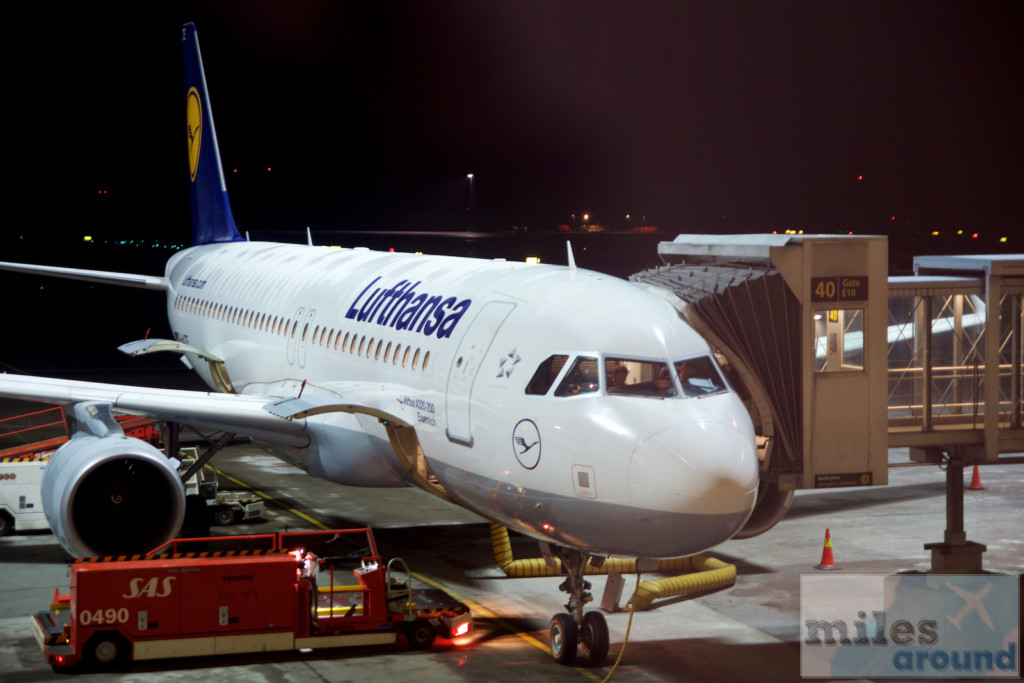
811;276;868;303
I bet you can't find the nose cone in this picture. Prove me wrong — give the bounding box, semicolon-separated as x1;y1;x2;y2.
628;421;758;549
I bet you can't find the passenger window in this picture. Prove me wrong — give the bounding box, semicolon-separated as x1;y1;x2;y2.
606;358;676;398
526;355;569;395
675;356;728;397
554;357;600;397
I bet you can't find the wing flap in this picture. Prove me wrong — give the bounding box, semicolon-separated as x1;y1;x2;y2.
265;395;413;427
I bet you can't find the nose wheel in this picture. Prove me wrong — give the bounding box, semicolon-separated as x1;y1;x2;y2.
546;547;610;665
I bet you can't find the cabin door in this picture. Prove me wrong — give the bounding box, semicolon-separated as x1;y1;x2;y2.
445;301;516;446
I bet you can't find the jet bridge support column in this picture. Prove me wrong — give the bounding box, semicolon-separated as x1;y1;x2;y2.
923;454;987;574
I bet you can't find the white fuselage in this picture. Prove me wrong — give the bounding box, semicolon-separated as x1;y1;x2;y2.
165;241;759;558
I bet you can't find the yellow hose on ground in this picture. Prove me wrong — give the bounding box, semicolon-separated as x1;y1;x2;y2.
489;523;736;611
626;555;736;611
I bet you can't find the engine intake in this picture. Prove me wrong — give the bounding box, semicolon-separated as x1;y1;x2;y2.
42;402;184;558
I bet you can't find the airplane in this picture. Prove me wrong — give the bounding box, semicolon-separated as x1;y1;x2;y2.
944;581;995;631
0;23;766;665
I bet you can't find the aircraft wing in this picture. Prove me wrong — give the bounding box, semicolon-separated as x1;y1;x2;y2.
0;260;168;291
0;374;308;446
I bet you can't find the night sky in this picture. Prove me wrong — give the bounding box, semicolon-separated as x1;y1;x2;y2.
10;1;1022;245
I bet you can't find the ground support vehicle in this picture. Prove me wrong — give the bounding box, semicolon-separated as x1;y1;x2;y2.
178;448;264;526
31;528;471;670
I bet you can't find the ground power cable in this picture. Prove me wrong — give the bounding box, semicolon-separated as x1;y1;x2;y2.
601;570;641;682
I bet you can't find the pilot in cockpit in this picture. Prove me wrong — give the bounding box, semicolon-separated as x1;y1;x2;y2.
676;359;717;396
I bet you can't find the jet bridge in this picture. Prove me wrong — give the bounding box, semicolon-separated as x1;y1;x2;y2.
633;235;1023;572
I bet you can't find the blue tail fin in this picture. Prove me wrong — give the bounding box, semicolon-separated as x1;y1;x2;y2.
182;23;244;245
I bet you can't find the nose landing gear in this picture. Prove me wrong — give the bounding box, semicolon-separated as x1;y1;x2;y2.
547;546;609;665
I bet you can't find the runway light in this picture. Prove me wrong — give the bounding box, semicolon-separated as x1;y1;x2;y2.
526;257;541;264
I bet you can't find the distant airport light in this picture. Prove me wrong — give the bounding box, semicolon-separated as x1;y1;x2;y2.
83;236;92;242
1000;237;1007;243
526;257;541;264
931;231;940;236
857;175;863;181
972;233;979;239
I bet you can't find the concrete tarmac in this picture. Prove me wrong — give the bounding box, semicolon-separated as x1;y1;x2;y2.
1;444;1021;682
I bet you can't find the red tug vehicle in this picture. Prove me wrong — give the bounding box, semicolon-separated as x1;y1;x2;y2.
31;528;471;670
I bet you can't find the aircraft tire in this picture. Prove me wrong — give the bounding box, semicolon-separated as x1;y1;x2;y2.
549;613;578;664
581;611;609;665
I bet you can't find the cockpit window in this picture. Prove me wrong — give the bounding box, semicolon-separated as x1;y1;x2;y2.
675;355;728;397
554;356;600;396
526;355;569;395
606;358;676;398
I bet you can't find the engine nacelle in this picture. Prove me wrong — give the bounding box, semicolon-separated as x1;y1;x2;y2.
732;480;794;539
42;404;185;558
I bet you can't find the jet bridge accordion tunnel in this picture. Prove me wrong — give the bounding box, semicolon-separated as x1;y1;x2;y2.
631;235;889;537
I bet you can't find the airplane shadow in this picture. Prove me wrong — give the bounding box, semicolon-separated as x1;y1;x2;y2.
783;480;946;520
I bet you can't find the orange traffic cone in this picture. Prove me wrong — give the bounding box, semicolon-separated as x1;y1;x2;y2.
815;528;840;570
969;465;984;491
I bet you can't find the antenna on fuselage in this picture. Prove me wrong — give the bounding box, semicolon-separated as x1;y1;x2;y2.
566;241;577;270
306;227;314;247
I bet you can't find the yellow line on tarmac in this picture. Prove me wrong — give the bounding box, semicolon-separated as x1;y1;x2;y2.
210;465;602;680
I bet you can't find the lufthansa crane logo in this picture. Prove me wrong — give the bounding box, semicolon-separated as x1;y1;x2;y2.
512;419;541;470
186;87;202;182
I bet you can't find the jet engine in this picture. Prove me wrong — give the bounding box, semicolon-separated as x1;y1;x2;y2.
732;480;793;539
41;402;185;558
